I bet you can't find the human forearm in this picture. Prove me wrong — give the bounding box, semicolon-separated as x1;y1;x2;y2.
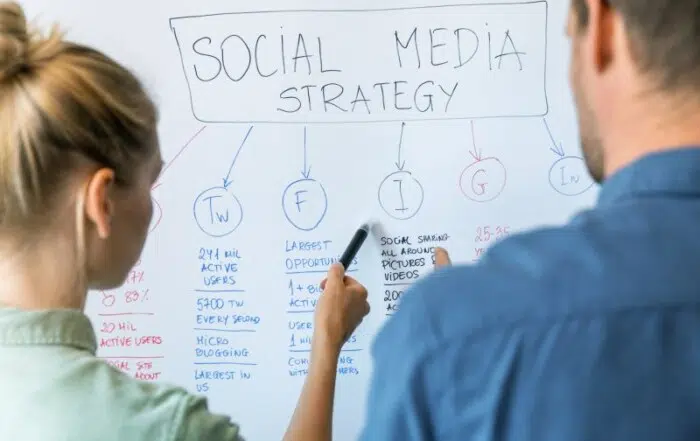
283;337;340;441
282;264;369;441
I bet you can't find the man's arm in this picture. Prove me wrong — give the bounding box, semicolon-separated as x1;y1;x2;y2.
357;248;453;441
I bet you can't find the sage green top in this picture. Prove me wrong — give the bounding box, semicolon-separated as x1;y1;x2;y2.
0;305;244;441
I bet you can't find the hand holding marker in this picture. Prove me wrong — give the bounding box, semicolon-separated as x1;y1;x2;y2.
320;220;447;345
316;222;373;347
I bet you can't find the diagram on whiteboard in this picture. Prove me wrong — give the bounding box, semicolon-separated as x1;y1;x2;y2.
543;118;595;196
170;2;548;123
165;0;596;386
282;127;328;231
459;120;507;203
378;122;424;220
193;126;252;237
84;2;602;440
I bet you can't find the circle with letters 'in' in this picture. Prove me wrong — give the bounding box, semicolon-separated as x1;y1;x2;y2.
548;156;595;196
378;170;424;220
193;187;243;237
282;178;328;231
459;157;507;202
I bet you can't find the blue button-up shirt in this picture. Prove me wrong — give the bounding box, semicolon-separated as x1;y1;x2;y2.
359;148;700;441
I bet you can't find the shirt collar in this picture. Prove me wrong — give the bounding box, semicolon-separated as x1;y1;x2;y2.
0;305;97;354
598;146;700;207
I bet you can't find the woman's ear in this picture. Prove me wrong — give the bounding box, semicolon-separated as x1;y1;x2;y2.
83;168;116;239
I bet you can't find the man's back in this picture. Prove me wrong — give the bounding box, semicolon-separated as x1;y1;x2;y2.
359;148;700;440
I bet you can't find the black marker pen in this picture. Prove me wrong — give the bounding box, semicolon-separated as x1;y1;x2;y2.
339;223;371;270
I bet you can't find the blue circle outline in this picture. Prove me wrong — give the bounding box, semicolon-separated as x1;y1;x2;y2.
377;170;425;221
282;178;329;232
548;156;595;196
193;186;244;237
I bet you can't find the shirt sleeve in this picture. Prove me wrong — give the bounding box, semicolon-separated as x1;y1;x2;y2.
173;394;245;441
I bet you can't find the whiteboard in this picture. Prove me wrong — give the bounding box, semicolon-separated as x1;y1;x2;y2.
23;1;598;440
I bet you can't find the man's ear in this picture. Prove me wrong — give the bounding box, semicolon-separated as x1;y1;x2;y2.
83;168;116;239
584;0;616;74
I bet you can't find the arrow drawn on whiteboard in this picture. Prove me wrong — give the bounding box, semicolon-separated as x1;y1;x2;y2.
222;125;254;189
301;126;311;179
468;120;483;162
395;122;406;171
152;125;207;190
543;118;565;157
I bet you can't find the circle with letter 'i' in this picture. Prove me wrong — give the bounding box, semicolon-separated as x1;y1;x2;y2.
282;178;328;231
378;170;424;220
193;187;243;237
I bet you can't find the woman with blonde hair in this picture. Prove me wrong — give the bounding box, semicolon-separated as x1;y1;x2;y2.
0;2;370;440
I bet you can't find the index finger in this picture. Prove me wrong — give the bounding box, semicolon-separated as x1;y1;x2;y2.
434;247;452;268
323;263;346;289
341;274;362;287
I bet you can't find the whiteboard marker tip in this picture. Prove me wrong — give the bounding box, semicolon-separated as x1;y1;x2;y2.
361;219;380;232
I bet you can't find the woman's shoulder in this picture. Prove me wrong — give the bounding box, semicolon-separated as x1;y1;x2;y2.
0;305;245;441
58;355;246;441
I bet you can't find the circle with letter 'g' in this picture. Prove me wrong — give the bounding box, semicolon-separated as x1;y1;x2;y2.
459;157;507;202
193;187;243;237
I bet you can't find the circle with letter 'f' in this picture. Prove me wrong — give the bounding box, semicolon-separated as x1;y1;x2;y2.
282;178;328;231
193;187;243;237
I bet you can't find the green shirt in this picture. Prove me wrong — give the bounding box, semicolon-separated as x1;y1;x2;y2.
0;305;244;441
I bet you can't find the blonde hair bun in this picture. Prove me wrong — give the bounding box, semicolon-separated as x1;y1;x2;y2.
0;2;29;81
0;1;157;231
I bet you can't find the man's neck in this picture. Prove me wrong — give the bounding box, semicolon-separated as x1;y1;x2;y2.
602;90;700;179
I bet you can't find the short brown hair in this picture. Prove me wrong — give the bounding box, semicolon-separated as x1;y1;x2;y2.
0;2;157;230
573;0;700;91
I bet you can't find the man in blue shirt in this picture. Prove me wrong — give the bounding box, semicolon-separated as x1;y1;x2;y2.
359;1;700;440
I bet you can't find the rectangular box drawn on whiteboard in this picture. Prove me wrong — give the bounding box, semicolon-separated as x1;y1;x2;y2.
169;2;548;124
